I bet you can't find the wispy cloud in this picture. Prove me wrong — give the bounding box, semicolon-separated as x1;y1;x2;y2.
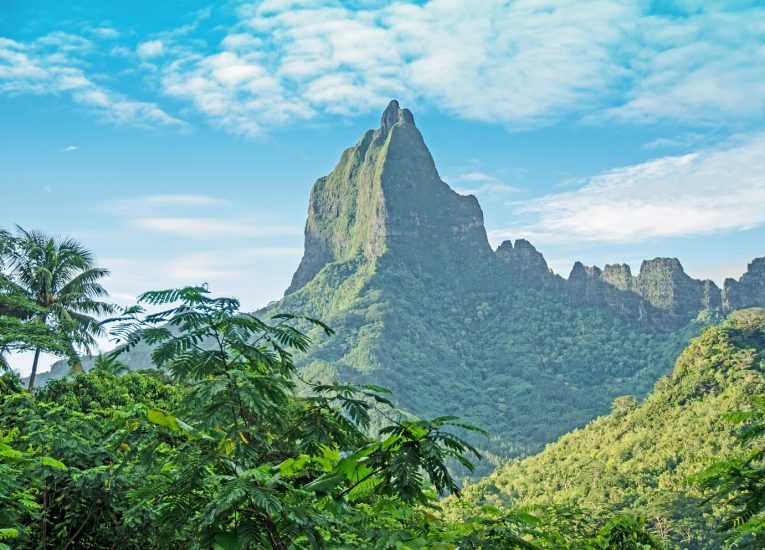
129;217;302;240
139;1;765;136
450;171;520;197
104;194;301;241
88;27;121;39
61;145;79;152
0;35;184;129
490;133;765;245
641;133;708;151
104;194;231;212
3;2;764;137
137;40;164;58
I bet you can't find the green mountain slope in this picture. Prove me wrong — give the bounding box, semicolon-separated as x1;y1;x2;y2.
263;101;719;462
36;102;765;472
450;309;765;548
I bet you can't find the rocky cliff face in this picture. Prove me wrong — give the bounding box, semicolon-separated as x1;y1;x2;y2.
635;258;721;318
287;100;492;294
547;254;765;330
559;257;728;329
724;258;765;311
288;100;764;330
567;261;692;329
495;239;563;291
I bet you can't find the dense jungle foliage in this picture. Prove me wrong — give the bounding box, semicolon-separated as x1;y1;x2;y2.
1;284;670;549
448;309;765;549
3;230;764;549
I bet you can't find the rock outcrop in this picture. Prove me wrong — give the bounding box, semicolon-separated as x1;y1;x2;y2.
723;258;765;311
286;100;493;294
634;258;721;320
495;239;562;291
558;257;727;329
565;262;662;326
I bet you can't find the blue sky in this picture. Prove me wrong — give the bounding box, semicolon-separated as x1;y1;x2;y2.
1;0;764;374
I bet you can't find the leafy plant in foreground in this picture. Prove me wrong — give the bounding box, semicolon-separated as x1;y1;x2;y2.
109;285;485;548
695;394;765;548
0;227;115;388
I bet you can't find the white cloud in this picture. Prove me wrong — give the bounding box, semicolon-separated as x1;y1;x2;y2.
129;217;302;240
138;0;765;136
455;182;520;197
641;133;707;151
137;40;164;58
105;194;302;241
105;194;231;212
61;145;79;152
490;133;765;245
3;2;764;137
602;8;765;125
0;35;184;129
89;27;121;39
450;171;519;197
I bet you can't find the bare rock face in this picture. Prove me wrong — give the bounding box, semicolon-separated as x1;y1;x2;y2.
560;257;727;329
286;100;765;333
286;100;492;295
566;261;662;326
495;239;562;291
602;264;633;292
634;258;722;323
724;258;765;311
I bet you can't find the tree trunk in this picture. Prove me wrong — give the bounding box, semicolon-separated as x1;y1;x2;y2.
28;347;41;390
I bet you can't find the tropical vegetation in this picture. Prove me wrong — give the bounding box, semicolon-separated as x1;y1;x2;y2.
2;229;765;549
0;227;113;389
448;309;765;549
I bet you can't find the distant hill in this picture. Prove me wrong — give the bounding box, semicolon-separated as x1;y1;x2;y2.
447;309;765;548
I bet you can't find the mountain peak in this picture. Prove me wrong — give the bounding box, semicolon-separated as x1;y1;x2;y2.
380;99;415;133
724;257;765;310
286;100;490;295
495;239;560;290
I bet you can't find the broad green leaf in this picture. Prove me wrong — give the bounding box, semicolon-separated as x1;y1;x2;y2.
39;456;67;470
213;532;240;550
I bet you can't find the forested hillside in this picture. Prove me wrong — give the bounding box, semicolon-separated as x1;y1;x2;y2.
3;282;765;548
0;285;678;549
448;308;765;548
260;102;758;461
31;103;765;467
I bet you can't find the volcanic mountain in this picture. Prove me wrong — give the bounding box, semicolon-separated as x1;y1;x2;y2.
40;102;765;464
262;100;765;461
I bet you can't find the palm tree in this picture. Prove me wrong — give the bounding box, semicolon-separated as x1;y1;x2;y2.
91;353;129;376
1;227;115;389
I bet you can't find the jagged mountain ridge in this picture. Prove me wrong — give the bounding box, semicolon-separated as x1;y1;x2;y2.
495;239;762;331
288;101;763;332
262;101;763;460
35;102;765;468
